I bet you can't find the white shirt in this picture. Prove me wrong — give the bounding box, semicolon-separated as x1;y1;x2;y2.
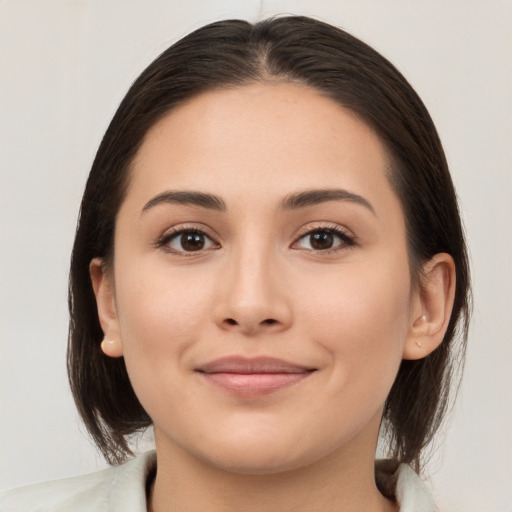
0;451;439;511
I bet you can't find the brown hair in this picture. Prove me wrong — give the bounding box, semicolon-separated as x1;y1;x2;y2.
68;16;471;471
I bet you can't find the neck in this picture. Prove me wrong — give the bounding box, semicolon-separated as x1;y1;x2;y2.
148;427;397;512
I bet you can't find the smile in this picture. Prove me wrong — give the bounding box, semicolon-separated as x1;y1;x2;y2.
195;356;316;397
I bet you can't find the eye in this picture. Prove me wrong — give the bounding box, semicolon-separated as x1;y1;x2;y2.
294;227;355;251
160;229;218;253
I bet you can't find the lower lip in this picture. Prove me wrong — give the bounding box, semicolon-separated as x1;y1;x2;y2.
199;372;313;397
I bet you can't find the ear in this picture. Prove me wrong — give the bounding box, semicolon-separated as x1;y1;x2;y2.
90;258;123;358
403;253;456;360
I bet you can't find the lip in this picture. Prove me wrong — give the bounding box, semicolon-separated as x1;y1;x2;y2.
195;356;316;397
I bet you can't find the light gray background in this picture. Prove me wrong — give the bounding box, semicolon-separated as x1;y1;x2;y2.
1;1;511;510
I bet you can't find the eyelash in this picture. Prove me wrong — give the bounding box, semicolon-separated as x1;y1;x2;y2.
156;226;219;256
156;224;356;255
293;225;356;253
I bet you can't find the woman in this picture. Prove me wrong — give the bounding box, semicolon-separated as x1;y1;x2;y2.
0;15;470;512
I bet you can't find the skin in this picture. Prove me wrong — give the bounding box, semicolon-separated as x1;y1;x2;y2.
91;83;455;512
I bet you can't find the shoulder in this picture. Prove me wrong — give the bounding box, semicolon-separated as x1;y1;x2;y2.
395;464;439;512
0;451;156;512
376;460;439;512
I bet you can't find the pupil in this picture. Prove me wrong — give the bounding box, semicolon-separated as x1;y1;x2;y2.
311;232;333;250
181;232;204;251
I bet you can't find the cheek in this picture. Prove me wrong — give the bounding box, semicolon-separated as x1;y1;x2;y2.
112;260;221;425
296;255;411;390
114;261;215;368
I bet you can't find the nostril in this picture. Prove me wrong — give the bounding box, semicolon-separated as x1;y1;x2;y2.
224;318;278;327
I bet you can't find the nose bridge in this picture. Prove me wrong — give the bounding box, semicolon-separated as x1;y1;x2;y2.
233;240;272;304
215;232;292;334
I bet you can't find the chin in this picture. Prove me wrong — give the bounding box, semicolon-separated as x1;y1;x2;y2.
200;446;309;476
188;427;344;477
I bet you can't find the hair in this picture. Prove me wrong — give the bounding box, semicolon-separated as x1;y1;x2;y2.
68;15;471;475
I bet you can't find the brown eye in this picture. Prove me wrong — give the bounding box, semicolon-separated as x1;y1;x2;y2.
165;230;216;252
181;232;205;251
309;231;334;250
295;228;354;252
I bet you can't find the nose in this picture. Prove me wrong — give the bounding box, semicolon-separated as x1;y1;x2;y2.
213;247;293;336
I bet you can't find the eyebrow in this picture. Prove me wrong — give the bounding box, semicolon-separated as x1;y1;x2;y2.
141;188;375;216
142;190;226;213
280;189;376;215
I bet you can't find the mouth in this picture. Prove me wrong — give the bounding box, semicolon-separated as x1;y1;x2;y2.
195;356;316;397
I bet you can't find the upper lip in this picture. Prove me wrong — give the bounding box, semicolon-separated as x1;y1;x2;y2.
196;356;316;374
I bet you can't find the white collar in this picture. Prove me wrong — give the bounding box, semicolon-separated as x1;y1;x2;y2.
0;451;439;511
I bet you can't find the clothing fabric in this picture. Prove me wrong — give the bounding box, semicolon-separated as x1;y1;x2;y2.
0;450;439;511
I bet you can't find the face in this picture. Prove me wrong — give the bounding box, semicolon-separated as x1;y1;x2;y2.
95;83;425;474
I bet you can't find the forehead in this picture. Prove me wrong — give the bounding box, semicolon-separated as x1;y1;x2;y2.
126;83;400;219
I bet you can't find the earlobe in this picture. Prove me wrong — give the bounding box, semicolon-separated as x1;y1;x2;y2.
100;337;124;358
403;253;456;360
90;258;124;358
